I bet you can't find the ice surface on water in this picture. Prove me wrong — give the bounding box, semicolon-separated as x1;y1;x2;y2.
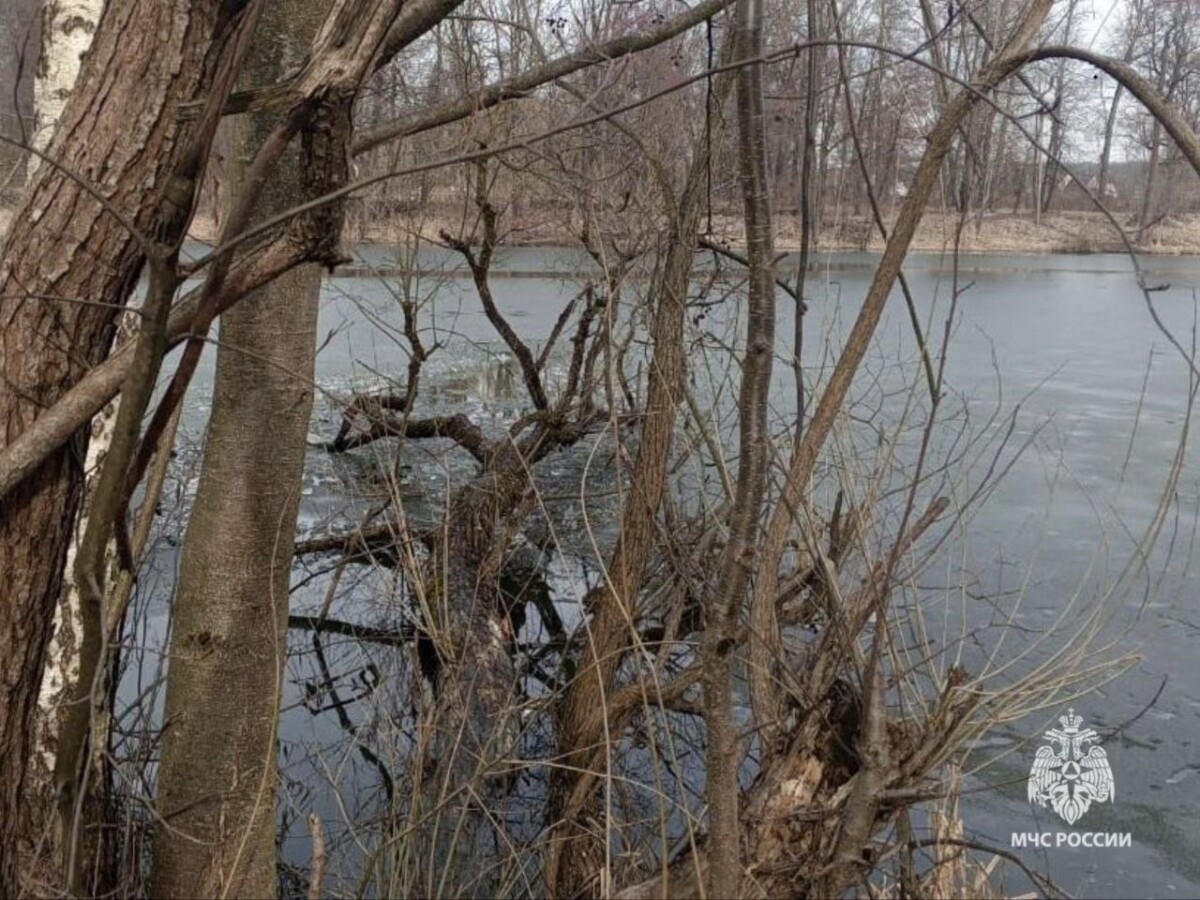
131;251;1200;897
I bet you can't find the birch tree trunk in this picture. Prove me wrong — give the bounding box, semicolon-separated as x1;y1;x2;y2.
31;3;136;888
150;1;330;894
31;1;105;158
0;3;229;893
28;0;106;825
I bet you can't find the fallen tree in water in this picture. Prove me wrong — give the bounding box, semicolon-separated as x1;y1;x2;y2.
10;0;1200;893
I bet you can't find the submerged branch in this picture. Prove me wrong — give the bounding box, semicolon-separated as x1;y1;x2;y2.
287;614;411;647
323;411;491;464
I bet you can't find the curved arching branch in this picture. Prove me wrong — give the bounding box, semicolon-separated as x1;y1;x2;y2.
1028;45;1200;177
752;3;1055;661
752;28;1200;640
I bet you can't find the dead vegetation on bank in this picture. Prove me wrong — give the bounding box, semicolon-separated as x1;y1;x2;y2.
174;207;1200;256
5;205;1198;256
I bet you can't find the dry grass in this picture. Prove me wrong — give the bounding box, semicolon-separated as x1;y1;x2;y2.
770;208;1200;255
872;767;1042;900
5;204;1197;256
346;206;1200;255
350;207;1200;255
921;769;1003;900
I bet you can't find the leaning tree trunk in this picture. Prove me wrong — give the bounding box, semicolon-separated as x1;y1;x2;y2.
547;67;734;893
411;449;534;897
0;3;227;894
150;2;330;896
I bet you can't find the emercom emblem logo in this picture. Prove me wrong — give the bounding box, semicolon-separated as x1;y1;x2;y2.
1027;708;1115;826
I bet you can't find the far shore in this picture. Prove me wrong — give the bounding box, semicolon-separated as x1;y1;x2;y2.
273;208;1200;257
5;206;1199;257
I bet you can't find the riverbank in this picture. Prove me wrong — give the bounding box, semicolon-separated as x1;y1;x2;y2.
4;206;1199;256
795;209;1200;255
331;207;1200;256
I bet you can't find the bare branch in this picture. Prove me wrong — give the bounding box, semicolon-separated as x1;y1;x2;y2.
324;411;491;464
352;0;736;154
440;163;549;411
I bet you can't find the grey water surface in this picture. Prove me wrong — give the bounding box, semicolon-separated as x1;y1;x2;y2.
141;244;1200;897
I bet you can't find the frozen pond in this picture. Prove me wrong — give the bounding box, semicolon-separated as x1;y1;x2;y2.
130;245;1200;897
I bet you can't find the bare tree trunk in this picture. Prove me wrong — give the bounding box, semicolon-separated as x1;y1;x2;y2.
1098;84;1123;204
1033;113;1043;224
27;0;107;843
1040;0;1077;214
0;3;229;892
704;0;774;893
792;0;818;404
979;90;1013;217
150;2;330;895
411;448;534;896
546;70;734;890
1139;118;1163;235
1041;111;1064;213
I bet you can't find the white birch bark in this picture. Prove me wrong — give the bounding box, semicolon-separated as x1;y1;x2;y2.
32;0;107;789
31;1;105;156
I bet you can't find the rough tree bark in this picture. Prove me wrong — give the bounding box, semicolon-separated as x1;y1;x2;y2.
152;1;466;893
0;3;229;893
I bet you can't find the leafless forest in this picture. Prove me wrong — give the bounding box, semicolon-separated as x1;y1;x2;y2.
1;0;1199;897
